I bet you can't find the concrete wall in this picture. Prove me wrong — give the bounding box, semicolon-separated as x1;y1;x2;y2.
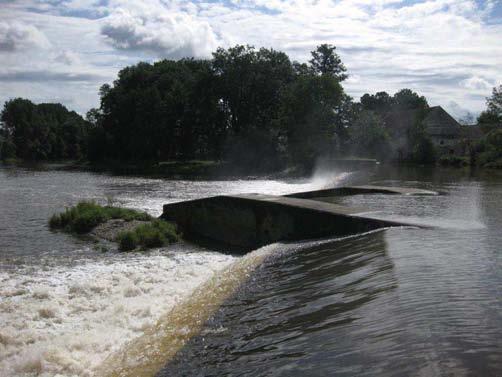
162;194;413;251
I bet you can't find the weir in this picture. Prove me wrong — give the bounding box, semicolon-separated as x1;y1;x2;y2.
286;185;438;199
162;186;434;250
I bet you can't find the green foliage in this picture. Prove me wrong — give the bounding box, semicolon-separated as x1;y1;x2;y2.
117;231;139;251
348;111;391;160
411;133;436;164
478;85;502;132
116;219;179;251
360;89;429;113
278;73;344;166
360;92;393;113
478;129;502;168
87;44;348;170
0;98;90;161
393;89;428;110
49;201;152;234
93;58;227;162
0;135;16;160
309;44;347;81
357;89;433;163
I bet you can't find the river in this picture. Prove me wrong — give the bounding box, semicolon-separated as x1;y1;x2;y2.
0;163;501;376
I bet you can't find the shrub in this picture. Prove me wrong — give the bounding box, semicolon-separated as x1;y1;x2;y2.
117;231;139;251
116;219;179;252
49;201;152;233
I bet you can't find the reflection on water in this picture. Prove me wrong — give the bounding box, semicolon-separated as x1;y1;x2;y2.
159;231;399;376
158;166;502;377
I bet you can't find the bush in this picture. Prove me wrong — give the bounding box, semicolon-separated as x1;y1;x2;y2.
116;219;179;251
49;201;152;233
117;231;139;251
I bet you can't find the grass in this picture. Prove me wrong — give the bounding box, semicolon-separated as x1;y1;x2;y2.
116;219;180;251
49;201;152;234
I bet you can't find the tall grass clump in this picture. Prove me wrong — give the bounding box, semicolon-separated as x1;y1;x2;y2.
49;201;152;234
116;219;179;251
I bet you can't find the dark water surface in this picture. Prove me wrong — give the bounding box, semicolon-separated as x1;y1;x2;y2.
159;167;502;377
1;163;501;376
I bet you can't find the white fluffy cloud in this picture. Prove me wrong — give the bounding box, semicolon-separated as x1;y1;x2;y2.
0;0;501;116
101;8;220;58
461;76;493;91
0;21;50;52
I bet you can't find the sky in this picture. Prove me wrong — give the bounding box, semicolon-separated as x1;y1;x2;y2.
0;0;501;120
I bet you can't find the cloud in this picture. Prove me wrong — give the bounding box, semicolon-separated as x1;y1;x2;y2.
0;21;51;52
0;0;501;115
461;76;493;91
101;8;221;58
0;69;106;83
54;50;81;66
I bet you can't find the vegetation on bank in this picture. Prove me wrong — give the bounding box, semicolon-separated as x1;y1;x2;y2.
49;201;180;251
1;43;500;170
49;201;152;233
116;220;179;251
0;99;89;161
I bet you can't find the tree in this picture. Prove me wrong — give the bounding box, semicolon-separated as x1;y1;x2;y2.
279;72;344;166
393;89;428;110
86;44;350;170
309;44;348;81
0;98;89;161
360;91;394;113
478;85;502;131
407;116;436;164
212;45;294;167
486;85;502;116
348;111;391;160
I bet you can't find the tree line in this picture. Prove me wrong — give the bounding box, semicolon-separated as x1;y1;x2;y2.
1;44;500;169
0;98;89;160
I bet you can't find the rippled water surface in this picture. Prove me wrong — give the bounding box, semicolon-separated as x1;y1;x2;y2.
159;167;502;377
1;164;501;376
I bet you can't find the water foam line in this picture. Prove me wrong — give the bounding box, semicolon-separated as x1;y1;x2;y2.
95;244;279;377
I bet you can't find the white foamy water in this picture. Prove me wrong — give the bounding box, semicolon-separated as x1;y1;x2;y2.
0;165;355;377
0;248;236;376
110;172;353;217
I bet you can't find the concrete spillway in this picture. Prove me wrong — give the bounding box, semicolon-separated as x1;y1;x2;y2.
162;190;428;250
286;185;438;199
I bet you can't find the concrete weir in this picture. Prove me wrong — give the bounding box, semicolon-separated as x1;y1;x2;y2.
287;185;438;199
162;190;428;250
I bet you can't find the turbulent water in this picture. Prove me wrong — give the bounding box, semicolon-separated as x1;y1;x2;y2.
0;164;350;376
1;164;502;376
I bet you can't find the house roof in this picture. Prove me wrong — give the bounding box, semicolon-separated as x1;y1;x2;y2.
423;106;461;137
383;106;461;138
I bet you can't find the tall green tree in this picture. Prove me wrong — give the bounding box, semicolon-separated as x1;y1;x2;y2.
212;45;294;166
478;85;502;131
279;72;344;166
393;89;428;110
309;44;347;81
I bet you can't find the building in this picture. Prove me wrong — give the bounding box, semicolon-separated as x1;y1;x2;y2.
422;106;461;150
383;105;481;159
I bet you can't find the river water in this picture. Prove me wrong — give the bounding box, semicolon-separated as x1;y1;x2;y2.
0;164;501;376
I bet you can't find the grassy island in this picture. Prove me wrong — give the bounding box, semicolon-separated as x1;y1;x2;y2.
49;201;180;251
